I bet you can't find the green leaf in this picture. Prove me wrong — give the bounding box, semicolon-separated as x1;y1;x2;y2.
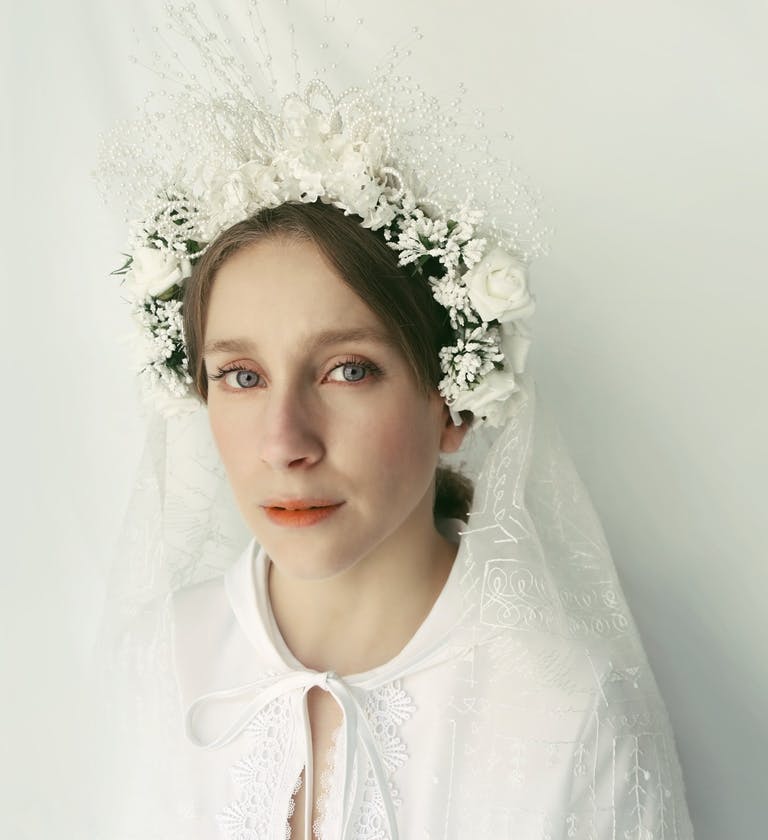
111;254;133;276
156;284;182;302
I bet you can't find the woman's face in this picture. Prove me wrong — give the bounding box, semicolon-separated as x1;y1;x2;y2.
203;236;465;581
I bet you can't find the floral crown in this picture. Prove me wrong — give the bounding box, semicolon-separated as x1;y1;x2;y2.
101;4;546;427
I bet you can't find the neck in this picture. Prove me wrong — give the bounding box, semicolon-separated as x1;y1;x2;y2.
267;516;458;676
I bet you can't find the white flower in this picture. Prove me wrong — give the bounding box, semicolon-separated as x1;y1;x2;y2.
241;161;285;206
325;142;385;218
448;369;521;427
500;321;533;374
281;96;331;139
449;220;475;244
439;236;462;273
464;247;535;323
460;236;486;269
431;273;472;328
395;213;449;266
129;246;185;299
292;163;325;202
362;197;398;230
199;167;258;239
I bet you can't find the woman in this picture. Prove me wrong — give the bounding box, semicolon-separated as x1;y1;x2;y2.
181;200;472;838
97;8;694;838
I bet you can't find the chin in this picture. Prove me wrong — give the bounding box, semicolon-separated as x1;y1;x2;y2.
250;526;359;579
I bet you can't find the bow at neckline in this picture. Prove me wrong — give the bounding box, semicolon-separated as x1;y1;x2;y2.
186;667;396;840
184;536;470;840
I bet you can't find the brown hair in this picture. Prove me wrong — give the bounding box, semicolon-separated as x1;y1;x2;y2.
183;200;474;521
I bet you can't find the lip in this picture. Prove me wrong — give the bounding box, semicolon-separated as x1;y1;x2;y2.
261;498;342;510
262;502;345;528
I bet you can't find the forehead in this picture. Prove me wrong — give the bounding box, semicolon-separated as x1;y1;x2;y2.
203;237;395;351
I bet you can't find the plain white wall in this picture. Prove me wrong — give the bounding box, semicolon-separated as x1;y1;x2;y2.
2;0;766;836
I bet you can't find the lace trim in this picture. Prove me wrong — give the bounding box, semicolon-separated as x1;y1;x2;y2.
287;773;303;840
352;681;415;839
312;724;344;839
216;696;294;840
316;681;416;840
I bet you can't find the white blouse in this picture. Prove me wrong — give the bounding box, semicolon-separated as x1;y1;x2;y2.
135;521;695;840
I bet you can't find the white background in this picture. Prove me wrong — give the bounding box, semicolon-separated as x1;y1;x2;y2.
2;0;766;837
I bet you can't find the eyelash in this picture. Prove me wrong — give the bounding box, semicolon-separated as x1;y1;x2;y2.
207;356;383;390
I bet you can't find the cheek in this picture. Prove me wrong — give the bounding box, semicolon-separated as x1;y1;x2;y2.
364;403;441;478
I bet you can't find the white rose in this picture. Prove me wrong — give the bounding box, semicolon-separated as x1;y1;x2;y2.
465;247;535;323
448;369;521;428
129;247;184;299
500;321;533;374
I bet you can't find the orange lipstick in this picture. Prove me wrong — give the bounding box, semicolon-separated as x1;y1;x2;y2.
263;502;344;528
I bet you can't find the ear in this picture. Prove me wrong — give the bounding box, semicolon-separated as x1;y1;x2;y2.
439;404;473;454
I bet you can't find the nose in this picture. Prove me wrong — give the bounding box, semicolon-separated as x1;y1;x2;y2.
255;385;325;470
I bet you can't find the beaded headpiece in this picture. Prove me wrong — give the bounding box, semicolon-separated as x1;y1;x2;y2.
98;2;547;426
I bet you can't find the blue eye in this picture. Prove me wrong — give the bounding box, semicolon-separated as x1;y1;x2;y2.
341;363;366;381
327;359;382;383
208;365;261;389
229;369;260;388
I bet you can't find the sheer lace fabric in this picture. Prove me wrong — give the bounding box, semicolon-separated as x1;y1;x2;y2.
312;724;344;839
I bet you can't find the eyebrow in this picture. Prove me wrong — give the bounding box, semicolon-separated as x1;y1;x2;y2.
202;327;397;357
